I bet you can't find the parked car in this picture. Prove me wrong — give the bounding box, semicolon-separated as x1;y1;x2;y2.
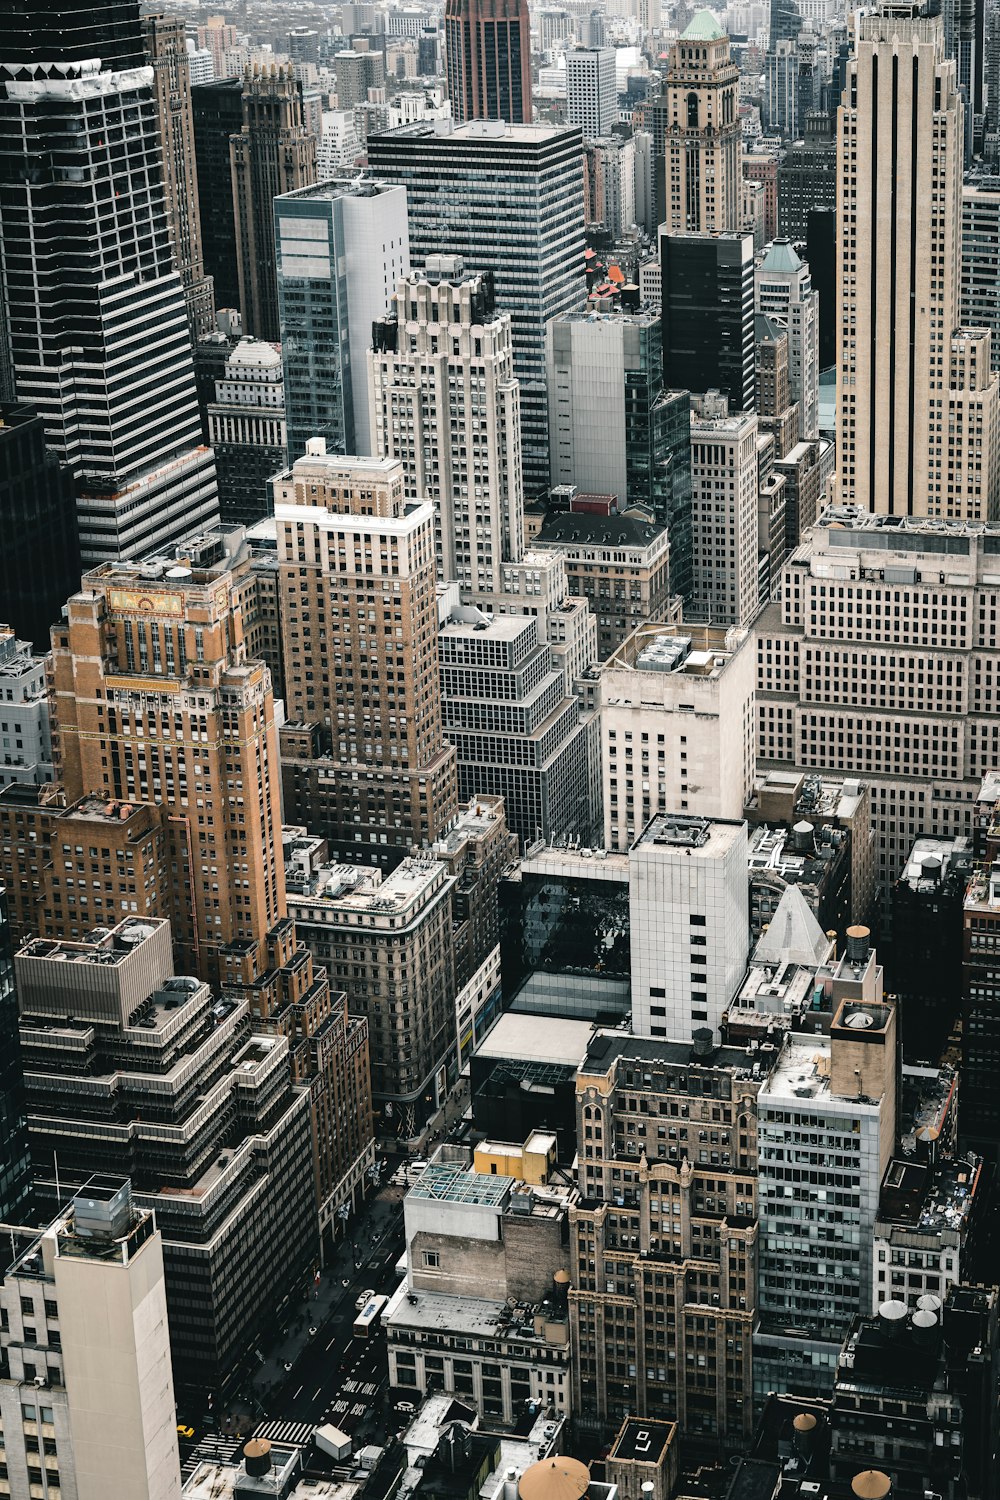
355;1287;376;1311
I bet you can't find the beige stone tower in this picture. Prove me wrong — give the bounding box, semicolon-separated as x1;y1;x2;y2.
663;11;740;234
142;13;215;339
837;2;1000;518
276;447;458;866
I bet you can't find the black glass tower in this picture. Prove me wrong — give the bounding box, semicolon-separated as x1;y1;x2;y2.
191;78;245;316
0;404;80;652
0;2;147;70
661;230;755;415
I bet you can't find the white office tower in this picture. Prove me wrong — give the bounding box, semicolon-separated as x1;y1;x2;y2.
370;257;523;595
690;397;760;627
755;239;820;439
629;813;750;1040
0;1177;182;1500
0;38;219;563
317;109;362;173
837;2;1000;519
599;623;755;851
755;942;897;1399
566;46;618;136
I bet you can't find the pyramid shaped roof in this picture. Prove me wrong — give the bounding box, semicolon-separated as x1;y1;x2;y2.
680;10;727;41
759;237;803;275
752;883;830;968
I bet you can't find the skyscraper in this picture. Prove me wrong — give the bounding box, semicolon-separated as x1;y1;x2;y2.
206;339;286;526
368;121;586;495
545;305;686;528
370;258;522;594
142;12;215;340
191;77;244;314
837;2;1000;518
0;405;80;652
231;64;317;342
275;176;409;464
755;238;820;439
565;45;618;137
276;447;459;866
0;5;220;564
1;3;148;70
51;547;287;985
0;1177;182;1499
689;398;760;626
444;0;532;125
663;12;740;234
661;230;755;413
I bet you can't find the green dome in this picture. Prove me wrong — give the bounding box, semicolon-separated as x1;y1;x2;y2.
680;9;727;40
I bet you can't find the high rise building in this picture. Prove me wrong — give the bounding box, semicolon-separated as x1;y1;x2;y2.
566;46;618;136
142;12;216;340
0;886;30;1229
0;405;79;652
0;633;55;791
755;970;898;1399
231;65;317;342
276;447;458;866
777;113;837;242
546;307;686;532
755;238;820;439
570;1027;775;1442
50;542;286;984
755;507;1000;903
2;3;148;70
661;231;755;414
334;50;385;109
444;0;532;125
206;338;286;526
367;121;586;495
690;397;760;626
583;135;637;240
0;1177;182;1500
438;604;595;850
663;12;740;234
371;258;522;595
629;813;750;1041
191;77;244;314
276;176;410;464
43;527;366;1272
599;623;756;851
837;3;1000;518
755;315;801;458
0;8;219;565
15;918;318;1396
961;173;1000;372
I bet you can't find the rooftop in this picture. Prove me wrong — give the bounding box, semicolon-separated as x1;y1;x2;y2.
752;882;832;967
385;1282;568;1345
878;1152;982;1237
680;9;727;40
607;621;746;675
899;834;973;893
408;1161;514;1208
758;237;803;275
634;813;746;856
374;119;578;146
608;1417;677;1464
817;502;1000;540
19;917;167;968
287;856;450;917
474;1012;598;1069
535;511;666;550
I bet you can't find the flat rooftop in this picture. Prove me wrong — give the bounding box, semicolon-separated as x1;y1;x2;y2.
375;119;577;145
386;1283;566;1345
518;842;630;882
19;918;167;968
878;1153;982;1236
900;834;972;893
761;1034;833;1102
818;502;1000;540
288;857;448;913
607;621;746;675
634;813;746;856
474;1012;598;1069
609;1417;677;1463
